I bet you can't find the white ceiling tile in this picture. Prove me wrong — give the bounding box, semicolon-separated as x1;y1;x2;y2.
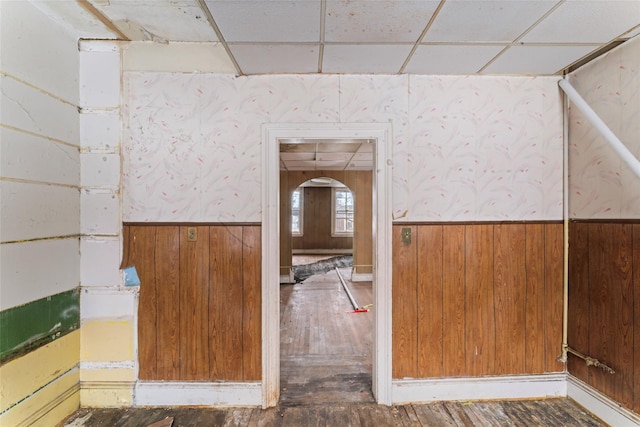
316;153;352;161
521;0;640;43
280;152;315;161
325;0;440;43
323;45;413;74
352;152;373;161
405;44;505;74
316;161;348;170
230;44;319;74
484;45;599;75
286;160;319;169
205;0;321;42
90;0;218;42
426;1;556;43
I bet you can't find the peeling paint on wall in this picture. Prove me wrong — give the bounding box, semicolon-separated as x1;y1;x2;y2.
0;288;80;364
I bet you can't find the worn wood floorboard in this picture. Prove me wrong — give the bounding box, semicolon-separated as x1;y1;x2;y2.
60;268;605;427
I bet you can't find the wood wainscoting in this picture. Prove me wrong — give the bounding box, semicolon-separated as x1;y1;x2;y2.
122;224;261;382
392;222;564;379
568;220;640;415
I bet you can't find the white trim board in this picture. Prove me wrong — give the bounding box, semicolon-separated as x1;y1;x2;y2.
568;375;640;427
134;382;261;407
262;122;393;407
392;374;567;404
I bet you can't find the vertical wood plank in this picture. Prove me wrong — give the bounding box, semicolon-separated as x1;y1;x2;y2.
417;225;443;377
493;223;526;375
130;226;157;380
544;223;564;373
589;224;633;405
210;226;244;380
442;225;466;376
615;224;634;408
242;225;262;380
392;224;418;378
353;171;373;275
568;221;590;380
524;223;545;374
465;224;495;376
155;226;181;380
633;225;640;414
179;226;210;380
280;171;292;276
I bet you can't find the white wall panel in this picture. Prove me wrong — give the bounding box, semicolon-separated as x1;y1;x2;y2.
80;111;120;151
0;1;80;105
80;191;120;235
0;181;80;243
81;153;121;188
1;75;80;146
1;128;79;186
81;289;135;320
79;50;120;109
0;238;80;310
80;237;121;287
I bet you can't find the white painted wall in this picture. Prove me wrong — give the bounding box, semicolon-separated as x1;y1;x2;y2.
0;0;81;310
568;35;640;219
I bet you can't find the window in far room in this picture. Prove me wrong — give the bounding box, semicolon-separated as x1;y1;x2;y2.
332;188;354;236
291;188;303;236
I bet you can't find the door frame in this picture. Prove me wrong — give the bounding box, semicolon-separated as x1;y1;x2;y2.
261;123;393;407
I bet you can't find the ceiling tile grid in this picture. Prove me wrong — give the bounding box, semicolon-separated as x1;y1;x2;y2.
37;0;640;75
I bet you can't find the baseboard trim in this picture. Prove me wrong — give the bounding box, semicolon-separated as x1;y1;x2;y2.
14;370;80;427
134;381;261;406
351;273;372;282
280;273;293;284
567;375;640;426
392;373;567;404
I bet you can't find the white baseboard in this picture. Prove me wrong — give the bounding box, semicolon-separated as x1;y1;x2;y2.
134;381;261;407
392;373;567;404
280;273;294;284
351;273;372;282
567;375;640;426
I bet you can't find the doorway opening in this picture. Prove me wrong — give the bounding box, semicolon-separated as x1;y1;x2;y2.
280;174;372;406
261;123;393;408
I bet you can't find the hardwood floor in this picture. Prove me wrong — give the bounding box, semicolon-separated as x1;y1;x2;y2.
60;268;605;426
280;268;373;406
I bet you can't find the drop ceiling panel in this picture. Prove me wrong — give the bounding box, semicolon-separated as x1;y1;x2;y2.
425;0;557;43
484;45;599;75
280;152;315;161
405;44;505;74
318;142;360;153
89;0;218;42
323;44;413;74
205;0;321;42
521;0;640;43
229;44;320;74
324;0;440;43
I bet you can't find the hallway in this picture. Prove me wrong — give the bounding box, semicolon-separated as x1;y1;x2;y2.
279;266;374;406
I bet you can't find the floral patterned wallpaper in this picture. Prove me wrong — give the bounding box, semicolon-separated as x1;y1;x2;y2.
123;73;563;222
568;35;640;219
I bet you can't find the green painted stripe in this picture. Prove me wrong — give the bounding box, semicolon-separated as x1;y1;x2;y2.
0;289;79;364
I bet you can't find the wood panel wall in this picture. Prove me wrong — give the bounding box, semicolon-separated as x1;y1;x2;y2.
292;187;352;251
568;221;640;414
280;170;372;276
122;224;261;381
392;222;564;379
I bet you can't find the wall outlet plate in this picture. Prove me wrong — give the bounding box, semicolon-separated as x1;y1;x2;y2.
401;227;411;244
